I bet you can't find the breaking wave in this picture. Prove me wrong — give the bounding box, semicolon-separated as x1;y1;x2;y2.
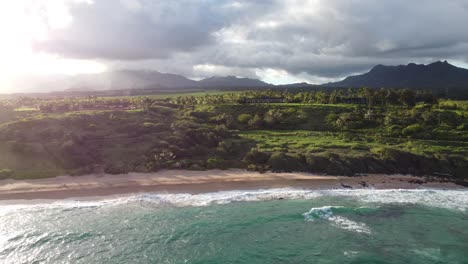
1;188;467;214
303;206;373;234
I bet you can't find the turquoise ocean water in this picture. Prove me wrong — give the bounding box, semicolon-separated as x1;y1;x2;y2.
0;189;467;264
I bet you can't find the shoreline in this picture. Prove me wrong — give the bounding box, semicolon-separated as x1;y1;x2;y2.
0;169;465;201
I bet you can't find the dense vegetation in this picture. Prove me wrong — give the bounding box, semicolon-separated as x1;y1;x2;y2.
0;88;467;180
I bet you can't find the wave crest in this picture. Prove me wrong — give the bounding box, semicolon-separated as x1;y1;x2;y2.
303;206;372;234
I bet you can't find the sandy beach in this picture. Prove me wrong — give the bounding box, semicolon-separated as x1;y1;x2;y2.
0;170;465;200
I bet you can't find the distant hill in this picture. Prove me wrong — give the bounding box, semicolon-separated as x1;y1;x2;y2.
276;82;317;89
15;71;273;93
65;70;199;91
9;61;468;96
324;61;468;89
198;76;271;89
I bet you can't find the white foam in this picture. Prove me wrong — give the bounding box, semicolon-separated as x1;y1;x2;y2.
325;189;468;212
121;188;468;211
303;206;339;221
329;216;372;234
344;251;359;257
1;188;467;213
303;206;372;234
0;189;321;214
132;189;323;207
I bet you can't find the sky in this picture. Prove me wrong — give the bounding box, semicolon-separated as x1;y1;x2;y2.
1;0;468;92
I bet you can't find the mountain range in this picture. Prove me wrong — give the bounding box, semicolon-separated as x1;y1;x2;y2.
325;61;468;89
12;70;274;93
9;61;468;94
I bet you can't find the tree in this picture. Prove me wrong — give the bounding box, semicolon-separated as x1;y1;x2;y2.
335;113;354;129
375;88;387;106
361;87;376;107
421;110;437;125
385;89;399;105
364;109;376;120
328;90;339;104
248;114;264;129
140;97;154;112
264;109;283;127
315;91;329;104
399;89;416;107
224;115;236;129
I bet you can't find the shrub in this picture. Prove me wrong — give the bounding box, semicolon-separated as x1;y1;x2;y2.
0;169;14;179
87;123;97;131
237;114;252;124
421;110;438;125
188;111;211;121
143;122;157;127
402;124;424;137
243;149;271;164
384;111;414;126
264;109;283;127
325;113;339;128
371;147;401;160
456;123;468;131
332;112;367;130
248;114;264;129
438;111;461;127
104;164;129;175
247;164;258;171
218;139;254;156
188;163;205;171
267;152;305;172
385;125;403;136
149;106;175;116
143;122;168;132
206;157;226;169
305;154;330;172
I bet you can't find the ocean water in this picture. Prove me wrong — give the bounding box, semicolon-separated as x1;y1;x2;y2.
0;189;467;264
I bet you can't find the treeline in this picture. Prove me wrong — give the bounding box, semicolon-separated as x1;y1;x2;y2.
0;88;451;114
169;88;436;107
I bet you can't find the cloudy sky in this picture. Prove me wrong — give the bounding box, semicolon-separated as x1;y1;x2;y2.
1;0;468;92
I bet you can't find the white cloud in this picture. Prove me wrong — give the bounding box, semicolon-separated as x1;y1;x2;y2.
192;64;257;79
119;0;142;12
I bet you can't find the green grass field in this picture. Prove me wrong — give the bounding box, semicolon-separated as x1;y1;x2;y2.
240;130;468;157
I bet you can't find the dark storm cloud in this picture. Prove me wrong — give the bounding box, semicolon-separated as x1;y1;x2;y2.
34;0;280;60
33;0;226;59
35;0;468;80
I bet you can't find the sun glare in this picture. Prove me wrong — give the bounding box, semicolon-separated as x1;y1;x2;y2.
0;0;104;93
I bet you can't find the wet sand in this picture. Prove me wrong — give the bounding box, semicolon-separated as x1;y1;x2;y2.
0;170;464;200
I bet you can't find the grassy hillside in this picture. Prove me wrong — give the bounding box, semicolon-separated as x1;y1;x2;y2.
0;90;467;180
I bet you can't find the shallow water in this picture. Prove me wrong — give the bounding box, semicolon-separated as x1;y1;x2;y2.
1;189;467;264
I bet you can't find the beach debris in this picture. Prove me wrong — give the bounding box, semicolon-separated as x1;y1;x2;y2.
341;183;353;189
408;179;425;185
